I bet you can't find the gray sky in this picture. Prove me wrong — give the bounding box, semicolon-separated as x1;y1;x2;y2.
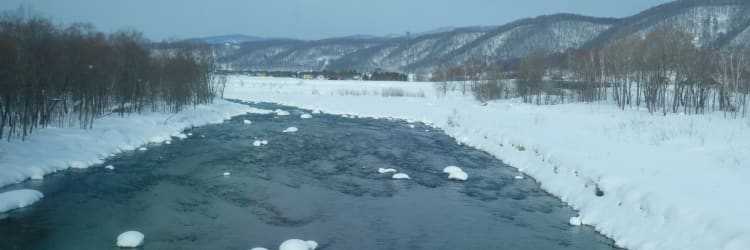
0;0;673;41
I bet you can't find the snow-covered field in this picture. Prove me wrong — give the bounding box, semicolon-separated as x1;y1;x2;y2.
224;76;750;250
0;100;259;212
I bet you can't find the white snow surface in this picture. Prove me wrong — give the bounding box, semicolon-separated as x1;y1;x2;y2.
0;100;261;189
0;189;43;213
116;231;145;248
570;216;583;226
224;76;750;250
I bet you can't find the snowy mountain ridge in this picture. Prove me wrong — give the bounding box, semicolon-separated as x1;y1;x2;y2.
212;0;750;72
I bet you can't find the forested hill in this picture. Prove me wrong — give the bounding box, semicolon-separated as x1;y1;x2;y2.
208;0;750;72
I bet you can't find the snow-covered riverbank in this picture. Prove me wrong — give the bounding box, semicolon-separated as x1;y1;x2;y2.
0;100;257;190
224;76;750;250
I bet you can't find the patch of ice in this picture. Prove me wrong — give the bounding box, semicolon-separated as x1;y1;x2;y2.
282;127;299;133
569;216;583;226
392;173;410;180
378;168;397;174
0;189;44;214
275;109;290;116
243;120;252;125
300;113;313;119
116;231;145;248
105;165;115;170
279;239;317;250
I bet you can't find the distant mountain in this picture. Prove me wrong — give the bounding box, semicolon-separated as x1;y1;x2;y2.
185;34;265;45
214;0;750;72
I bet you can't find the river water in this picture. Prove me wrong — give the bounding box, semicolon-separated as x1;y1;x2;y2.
0;102;617;250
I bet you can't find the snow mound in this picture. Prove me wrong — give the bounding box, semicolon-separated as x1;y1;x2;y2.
448;171;468;181
243;120;252;125
116;231;144;248
392;173;410;180
442;166;462;174
105;165;115;170
253;140;269;147
0;189;43;213
569;216;583;226
443;166;468;181
279;239;317;250
275;109;290;116
378;168;397;174
300;114;313;119
282;127;299;133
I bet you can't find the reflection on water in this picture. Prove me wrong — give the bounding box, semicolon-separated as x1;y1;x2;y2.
0;102;618;250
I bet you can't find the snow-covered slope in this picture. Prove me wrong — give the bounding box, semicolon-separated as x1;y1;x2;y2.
224;76;750;250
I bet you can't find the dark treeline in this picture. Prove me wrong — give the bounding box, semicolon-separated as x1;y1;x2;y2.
434;27;750;118
0;10;221;141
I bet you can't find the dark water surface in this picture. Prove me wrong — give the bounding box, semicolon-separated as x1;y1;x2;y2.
0;102;617;250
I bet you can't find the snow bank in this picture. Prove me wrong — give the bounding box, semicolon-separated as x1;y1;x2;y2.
392;173;410;180
279;239;317;250
0;189;43;213
0;100;259;188
116;231;144;248
282;127;299;133
224;76;750;250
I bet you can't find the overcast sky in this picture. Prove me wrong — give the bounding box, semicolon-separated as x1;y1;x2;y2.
0;0;673;41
